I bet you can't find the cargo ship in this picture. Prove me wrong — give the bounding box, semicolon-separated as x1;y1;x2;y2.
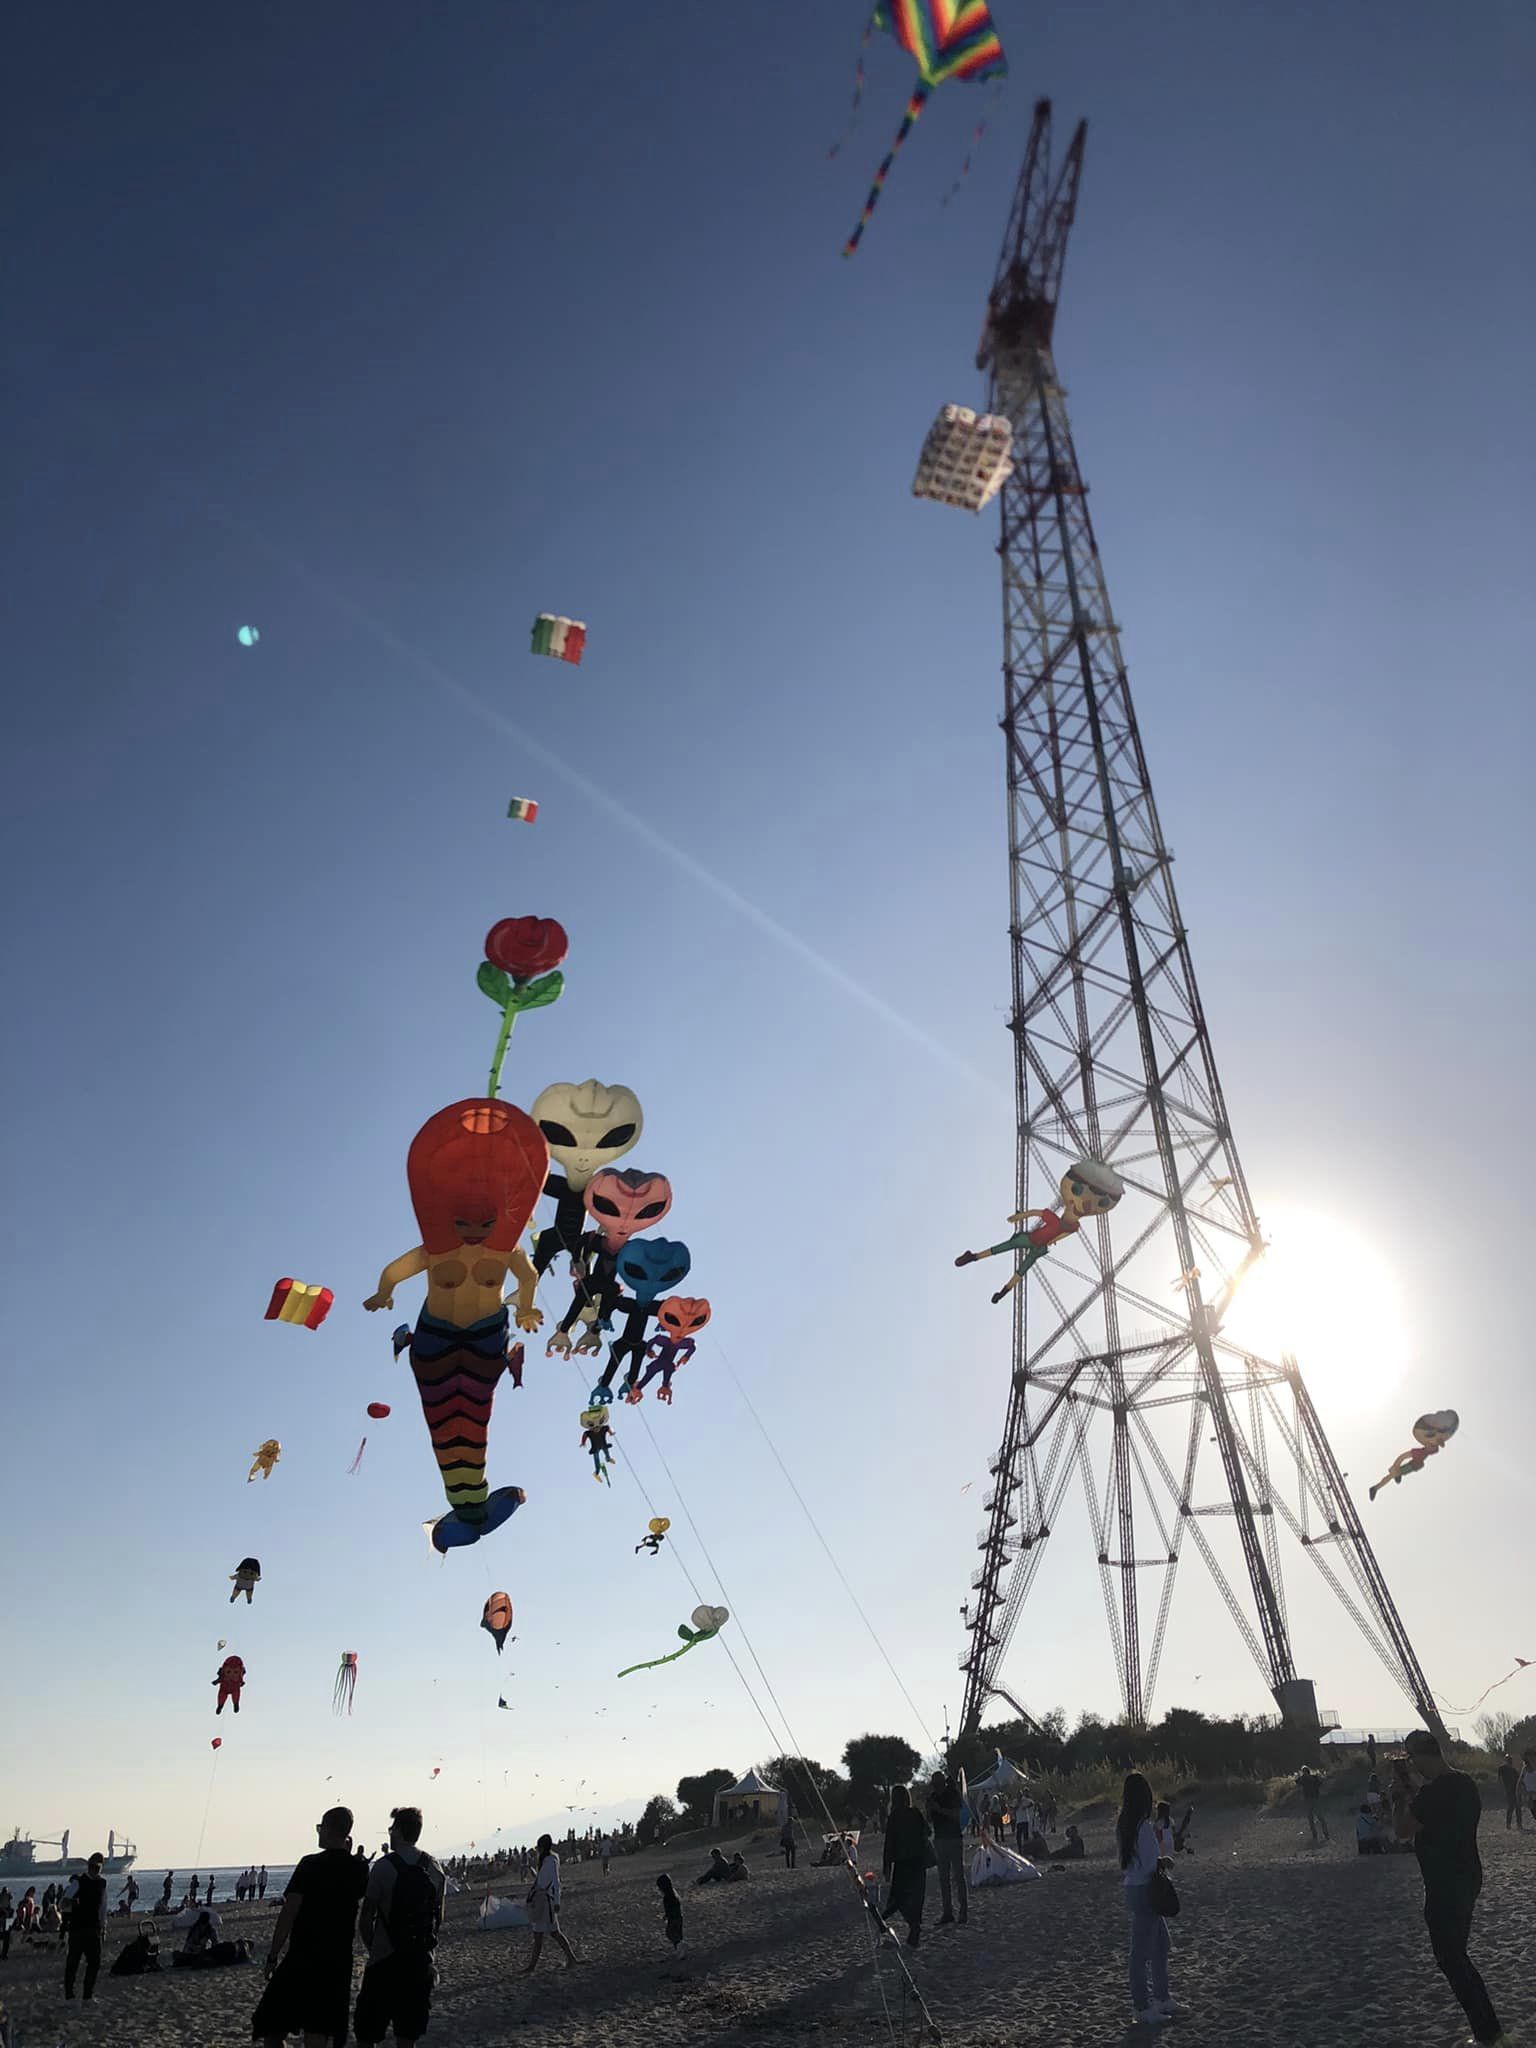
0;1828;137;1879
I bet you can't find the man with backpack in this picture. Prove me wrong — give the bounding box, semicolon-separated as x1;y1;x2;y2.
355;1806;446;2047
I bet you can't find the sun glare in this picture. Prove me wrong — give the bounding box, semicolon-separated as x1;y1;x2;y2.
1221;1205;1411;1416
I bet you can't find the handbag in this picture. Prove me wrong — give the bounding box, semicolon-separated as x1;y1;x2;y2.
1148;1865;1180;1918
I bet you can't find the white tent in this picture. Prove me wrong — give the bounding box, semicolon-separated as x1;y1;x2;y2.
713;1768;787;1830
965;1750;1030;1802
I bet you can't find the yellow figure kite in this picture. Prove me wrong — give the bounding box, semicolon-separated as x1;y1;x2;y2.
247;1439;281;1482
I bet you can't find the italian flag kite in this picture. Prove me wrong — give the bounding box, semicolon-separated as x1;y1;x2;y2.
531;614;586;664
506;797;539;823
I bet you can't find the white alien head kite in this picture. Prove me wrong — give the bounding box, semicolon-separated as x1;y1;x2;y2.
911;405;1014;513
617;1603;729;1679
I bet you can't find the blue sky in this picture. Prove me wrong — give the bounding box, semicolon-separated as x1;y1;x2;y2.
2;0;1533;1863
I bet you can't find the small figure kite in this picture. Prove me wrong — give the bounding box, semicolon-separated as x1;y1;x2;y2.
214;1654;246;1715
363;1096;547;1551
579;1404;616;1485
954;1159;1124;1304
531;614;586;664
247;1439;281;1482
635;1516;670;1557
627;1297;711;1405
481;1591;515;1653
1368;1410;1458;1502
617;1604;729;1679
840;1;1007;257
506;797;539;824
334;1652;358;1716
229;1557;261;1605
264;1277;335;1330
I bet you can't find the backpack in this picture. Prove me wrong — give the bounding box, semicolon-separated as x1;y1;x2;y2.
382;1857;439;1959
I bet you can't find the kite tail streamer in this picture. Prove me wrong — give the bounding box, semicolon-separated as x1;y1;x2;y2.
827;11;877;160
348;1436;367;1475
940;78;1006;207
843;85;930;257
616;1636;707;1681
409;1307;526;1550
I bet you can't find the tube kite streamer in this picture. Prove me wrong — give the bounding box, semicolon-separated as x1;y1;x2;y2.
264;1278;334;1330
1368;1410;1458;1502
841;1;1006;257
363;1097;547;1551
617;1604;729;1679
334;1652;358;1715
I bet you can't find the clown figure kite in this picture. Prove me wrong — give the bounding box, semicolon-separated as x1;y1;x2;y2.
955;1159;1124;1304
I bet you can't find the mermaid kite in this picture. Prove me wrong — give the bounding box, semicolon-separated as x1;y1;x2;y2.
364;1097;548;1551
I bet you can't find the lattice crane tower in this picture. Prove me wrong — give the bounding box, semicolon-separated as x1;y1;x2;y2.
957;101;1444;1743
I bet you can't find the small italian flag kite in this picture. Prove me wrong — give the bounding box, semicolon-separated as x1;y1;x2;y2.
506;797;539;824
531;614;586;664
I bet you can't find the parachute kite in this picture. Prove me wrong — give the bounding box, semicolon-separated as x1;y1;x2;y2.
264;1277;335;1330
628;1297;710;1405
840;1;1007;257
367;1402;392;1420
531;614;586;664
229;1558;261;1606
333;1652;358;1716
213;1655;246;1715
481;1592;515;1653
236;625;260;648
635;1516;670;1557
912;405;1013;512
618;1604;729;1679
363;1097;547;1550
1368;1410;1459;1503
211;1737;223;1750
954;1160;1124;1305
579;1404;616;1485
506;797;539;824
247;1439;281;1482
476;917;568;1100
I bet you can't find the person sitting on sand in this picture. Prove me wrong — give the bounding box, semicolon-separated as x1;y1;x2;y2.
656;1874;685;1958
176;1910;220;1960
1355;1803;1387;1855
694;1849;731;1886
1049;1825;1085;1862
110;1922;161;1976
724;1854;750;1882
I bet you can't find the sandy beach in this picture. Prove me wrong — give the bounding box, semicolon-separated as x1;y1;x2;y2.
4;1799;1532;2048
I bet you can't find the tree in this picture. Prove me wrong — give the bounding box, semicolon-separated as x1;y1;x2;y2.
842;1733;922;1795
677;1768;736;1820
1475;1712;1516;1754
637;1794;679;1847
758;1754;851;1824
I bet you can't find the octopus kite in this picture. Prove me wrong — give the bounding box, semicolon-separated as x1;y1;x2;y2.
954;1160;1124;1304
1369;1410;1458;1503
213;1655;246;1715
334;1652;358;1716
247;1439;281;1482
364;1097;548;1551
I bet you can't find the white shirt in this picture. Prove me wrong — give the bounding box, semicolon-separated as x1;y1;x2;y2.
1519;1769;1536;1800
1122;1818;1161;1888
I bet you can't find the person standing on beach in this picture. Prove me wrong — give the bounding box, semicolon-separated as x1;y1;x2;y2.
522;1835;579;1973
258;1865;268;1900
1297;1766;1329;1843
600;1835;613;1876
927;1772;967;1928
1496;1755;1521;1831
779;1816;797;1870
1392;1731;1504;2046
251;1805;368;2048
1520;1750;1536;1827
880;1784;931;1951
656;1874;685;1959
62;1853;108;2001
0;1887;13;1960
1118;1772;1176;2029
159;1872;174;1913
354;1805;444;2048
